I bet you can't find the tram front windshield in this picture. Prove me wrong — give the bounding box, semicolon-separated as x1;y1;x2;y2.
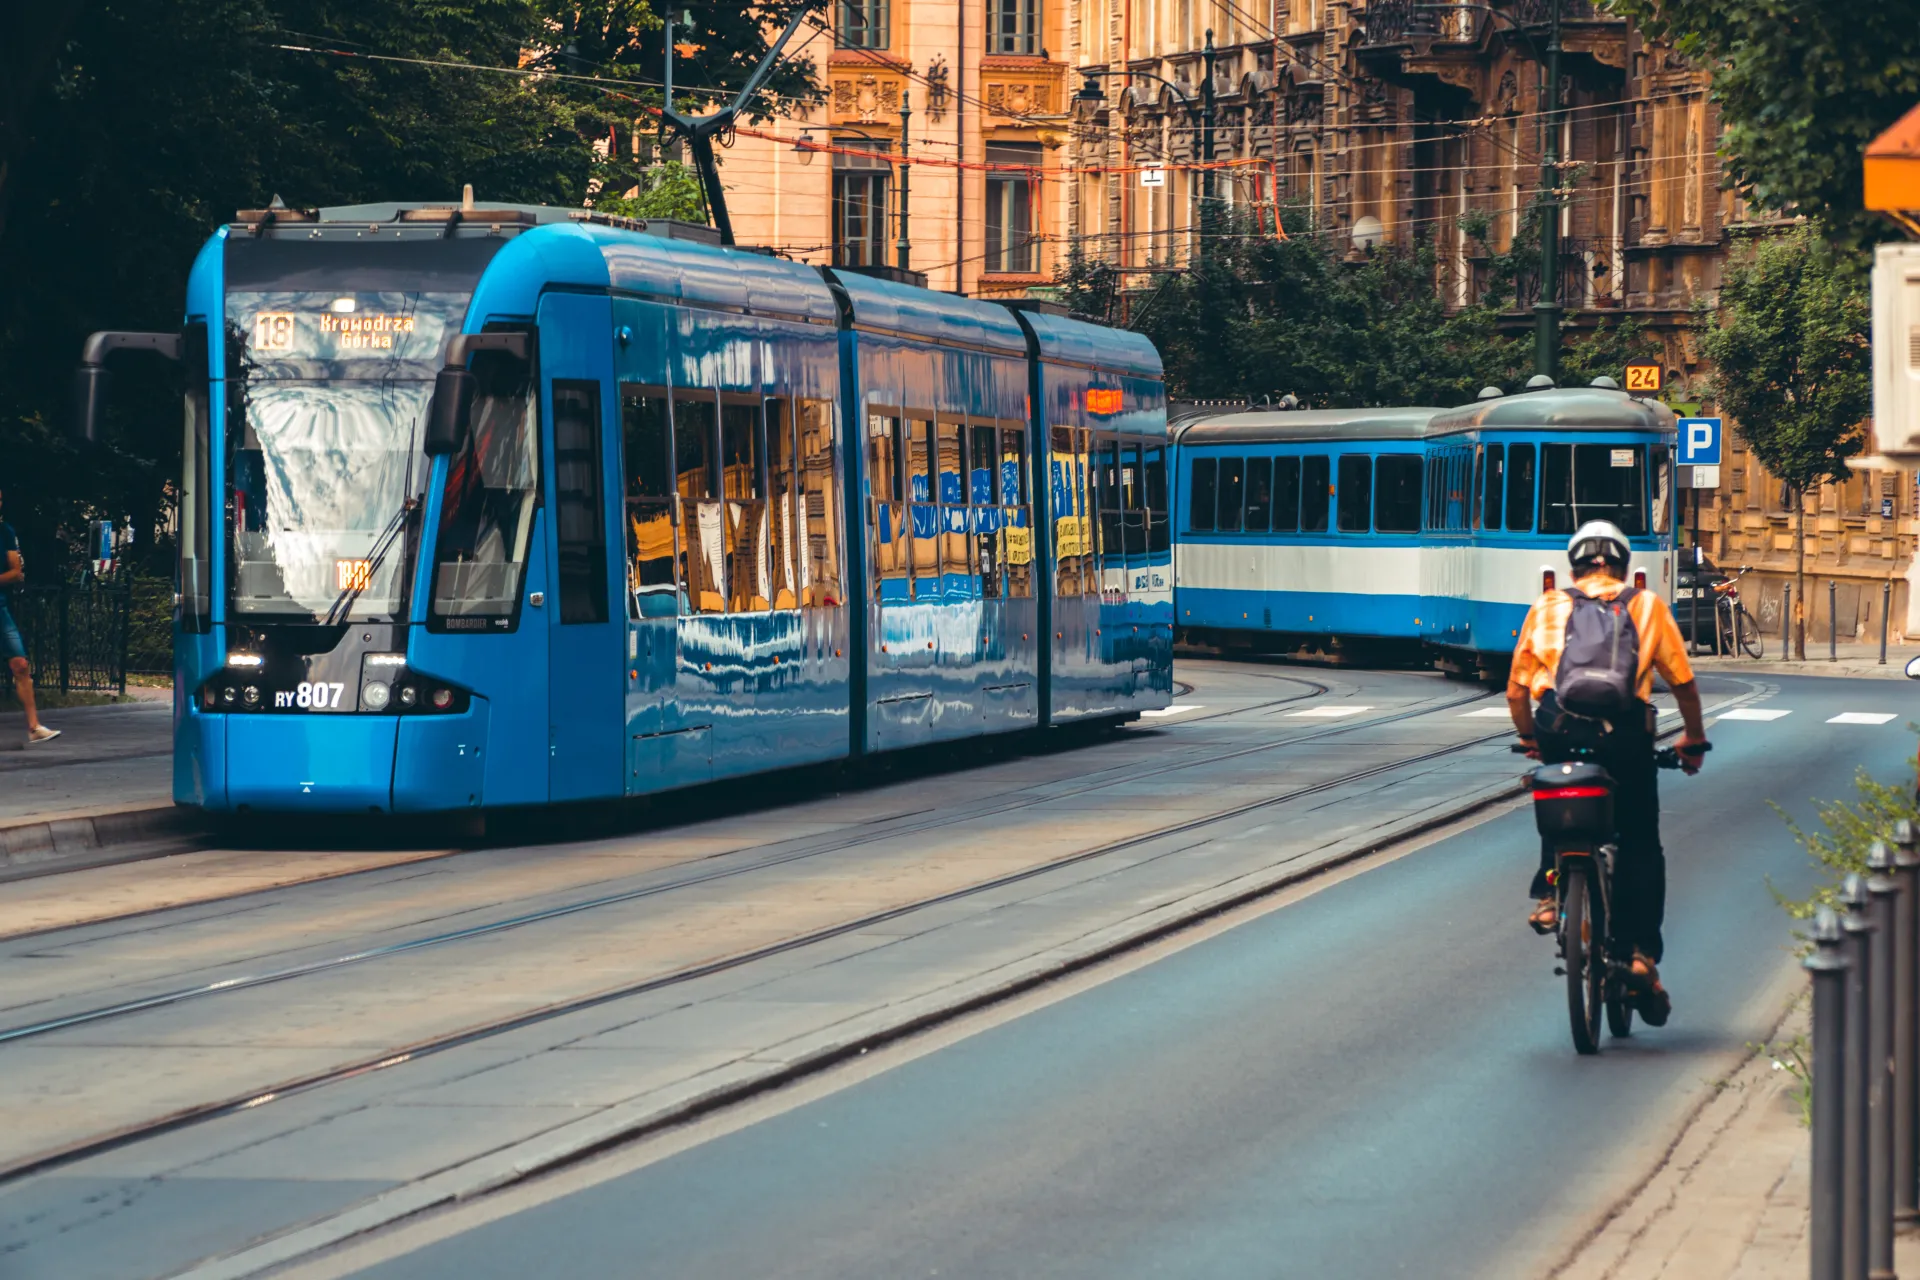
224;291;465;621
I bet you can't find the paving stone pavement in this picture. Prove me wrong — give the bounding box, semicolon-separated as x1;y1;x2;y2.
1557;1001;1920;1279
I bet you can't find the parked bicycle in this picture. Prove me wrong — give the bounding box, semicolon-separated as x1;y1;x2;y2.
1518;740;1710;1054
1712;566;1763;659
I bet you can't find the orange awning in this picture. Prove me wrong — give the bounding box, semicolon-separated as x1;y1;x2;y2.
1866;102;1920;212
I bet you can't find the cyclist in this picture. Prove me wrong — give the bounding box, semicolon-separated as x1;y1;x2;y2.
1508;520;1709;1025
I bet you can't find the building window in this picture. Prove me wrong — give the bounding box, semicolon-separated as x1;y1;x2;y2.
985;143;1040;273
833;141;891;268
989;0;1039;54
838;0;888;48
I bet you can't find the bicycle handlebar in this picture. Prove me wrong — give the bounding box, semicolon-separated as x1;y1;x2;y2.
1510;741;1713;769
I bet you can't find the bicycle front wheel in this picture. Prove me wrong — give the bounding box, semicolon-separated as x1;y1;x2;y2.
1562;865;1603;1055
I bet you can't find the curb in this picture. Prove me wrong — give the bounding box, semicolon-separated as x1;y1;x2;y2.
0;803;203;882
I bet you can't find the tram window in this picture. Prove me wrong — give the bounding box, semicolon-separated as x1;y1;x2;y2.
1470;447;1484;530
1482;443;1505;531
970;424;998;506
937;419;971;588
674;391;725;614
1217;457;1245;533
1504;443;1536;531
797;399;842;607
620;386;677;618
1271;456;1300;532
907;418;938;598
1243;457;1273;533
432;348;540;627
1374;455;1422;533
1650;444;1673;534
867;410;906;603
1051;425;1086;598
1003;422;1034;598
1336;455;1372;532
180;378;211;632
720;399;768;611
1188;457;1218;532
1094;436;1124;573
1540;443;1647;535
765;397;799;610
1143;444;1170;555
1301;455;1330;532
552;381;609;625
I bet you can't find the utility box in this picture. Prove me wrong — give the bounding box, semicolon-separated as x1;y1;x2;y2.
1872;241;1920;461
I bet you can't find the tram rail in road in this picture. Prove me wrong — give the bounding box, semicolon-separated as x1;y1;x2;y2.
0;679;1534;1186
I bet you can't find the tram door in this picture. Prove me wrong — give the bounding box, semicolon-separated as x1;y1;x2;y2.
539;292;625;802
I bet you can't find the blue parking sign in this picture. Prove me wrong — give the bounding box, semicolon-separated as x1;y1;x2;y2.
1678;417;1722;466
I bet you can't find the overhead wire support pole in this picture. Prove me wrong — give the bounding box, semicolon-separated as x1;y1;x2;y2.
1533;0;1562;380
897;91;913;271
659;0;823;245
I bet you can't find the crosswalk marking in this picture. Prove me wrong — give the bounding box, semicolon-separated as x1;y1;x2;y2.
1140;704;1205;718
1459;707;1513;718
1287;705;1375;718
1828;712;1898;725
1718;708;1793;722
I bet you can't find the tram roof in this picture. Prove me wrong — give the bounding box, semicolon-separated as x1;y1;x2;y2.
1426;386;1678;437
826;268;1031;357
1173;406;1439;445
1017;309;1164;380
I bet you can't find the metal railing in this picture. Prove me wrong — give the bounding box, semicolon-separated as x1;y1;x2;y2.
8;578;131;695
1804;822;1920;1280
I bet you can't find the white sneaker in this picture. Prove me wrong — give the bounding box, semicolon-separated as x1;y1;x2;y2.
27;726;60;744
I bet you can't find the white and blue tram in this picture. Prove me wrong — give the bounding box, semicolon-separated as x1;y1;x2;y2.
1172;385;1678;672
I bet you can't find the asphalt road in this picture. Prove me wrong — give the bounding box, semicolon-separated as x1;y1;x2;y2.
343;673;1911;1280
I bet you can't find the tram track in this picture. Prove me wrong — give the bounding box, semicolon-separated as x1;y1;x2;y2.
0;676;1772;1191
0;675;1451;1019
0;681;1507;1185
0;666;1328;946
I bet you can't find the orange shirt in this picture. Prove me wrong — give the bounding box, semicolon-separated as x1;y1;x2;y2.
1509;573;1695;703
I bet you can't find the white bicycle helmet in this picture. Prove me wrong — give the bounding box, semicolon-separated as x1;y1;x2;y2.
1567;520;1630;573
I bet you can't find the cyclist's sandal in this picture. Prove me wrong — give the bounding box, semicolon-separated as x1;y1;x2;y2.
1628;952;1672;1026
1529;897;1558;935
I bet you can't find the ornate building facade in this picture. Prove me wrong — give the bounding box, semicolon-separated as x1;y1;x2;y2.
714;0;1919;638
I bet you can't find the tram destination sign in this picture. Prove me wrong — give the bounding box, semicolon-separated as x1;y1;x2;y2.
1623;363;1663;395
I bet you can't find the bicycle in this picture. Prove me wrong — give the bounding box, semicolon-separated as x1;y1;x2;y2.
1712;566;1763;659
1517;740;1709;1054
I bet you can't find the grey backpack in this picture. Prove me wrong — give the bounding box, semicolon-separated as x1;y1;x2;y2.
1554;586;1641;717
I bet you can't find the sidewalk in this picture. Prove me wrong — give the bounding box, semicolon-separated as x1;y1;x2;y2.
1558;1000;1920;1279
1691;640;1920;682
0;698;185;877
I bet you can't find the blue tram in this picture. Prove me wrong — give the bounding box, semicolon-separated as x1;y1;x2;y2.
1171;385;1677;672
82;201;1170;814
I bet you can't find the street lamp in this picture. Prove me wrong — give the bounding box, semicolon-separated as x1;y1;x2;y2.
793;129;817;165
1075;47;1217;209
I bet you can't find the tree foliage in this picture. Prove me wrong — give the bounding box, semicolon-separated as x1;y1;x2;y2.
1075;212;1661;408
0;0;814;573
1699;224;1871;493
1614;0;1920;247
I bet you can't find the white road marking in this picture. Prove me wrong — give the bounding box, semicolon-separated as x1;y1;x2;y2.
1458;707;1514;718
1140;704;1206;718
1828;712;1898;725
1716;708;1793;722
1287;705;1375;718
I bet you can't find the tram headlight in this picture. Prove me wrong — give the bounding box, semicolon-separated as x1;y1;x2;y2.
221;686;237;706
362;681;391;711
242;686;261;706
430;687;454;710
398;685;418;708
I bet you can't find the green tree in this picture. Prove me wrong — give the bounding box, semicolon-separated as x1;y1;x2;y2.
1615;0;1920;248
593;159;709;221
1698;224;1872;658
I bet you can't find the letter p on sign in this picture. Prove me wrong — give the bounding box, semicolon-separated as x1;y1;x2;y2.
1678;416;1722;466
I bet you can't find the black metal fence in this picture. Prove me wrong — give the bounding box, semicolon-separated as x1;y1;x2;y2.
1804;823;1919;1280
8;579;133;695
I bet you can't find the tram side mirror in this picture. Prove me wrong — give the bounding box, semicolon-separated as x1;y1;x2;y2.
1905;654;1920;679
426;367;476;456
72;365;110;445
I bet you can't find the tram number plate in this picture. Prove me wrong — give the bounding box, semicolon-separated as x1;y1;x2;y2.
275;682;347;710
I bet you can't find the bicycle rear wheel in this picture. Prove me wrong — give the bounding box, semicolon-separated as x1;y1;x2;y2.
1739;605;1764;658
1562;865;1603;1055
